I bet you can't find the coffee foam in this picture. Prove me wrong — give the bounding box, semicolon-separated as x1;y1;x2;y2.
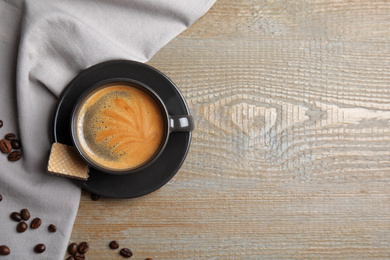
76;84;165;171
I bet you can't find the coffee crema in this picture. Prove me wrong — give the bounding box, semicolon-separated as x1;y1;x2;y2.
75;84;165;171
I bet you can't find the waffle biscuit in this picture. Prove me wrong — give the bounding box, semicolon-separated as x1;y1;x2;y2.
47;143;89;180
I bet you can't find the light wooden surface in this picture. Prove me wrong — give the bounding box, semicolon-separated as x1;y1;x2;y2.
70;1;390;259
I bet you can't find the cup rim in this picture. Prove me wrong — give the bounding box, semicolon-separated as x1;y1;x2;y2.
70;78;170;175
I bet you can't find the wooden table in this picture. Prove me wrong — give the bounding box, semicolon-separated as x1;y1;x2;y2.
70;1;390;259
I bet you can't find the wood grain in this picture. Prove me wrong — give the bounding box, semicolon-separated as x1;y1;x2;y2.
70;0;390;259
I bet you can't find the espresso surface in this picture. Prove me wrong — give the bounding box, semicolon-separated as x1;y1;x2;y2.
76;85;165;171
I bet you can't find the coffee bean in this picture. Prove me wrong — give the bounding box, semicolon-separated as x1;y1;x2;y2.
74;252;85;260
0;245;10;256
5;133;15;141
0;194;2;201
34;244;46;253
145;258;153;260
91;193;100;201
0;139;12;153
120;248;133;258
17;222;28;233
0;245;10;255
68;243;78;255
8;151;22;161
109;240;119;249
0;120;3;128
31;218;42;229
66;257;76;260
10;212;22;222
48;224;57;233
20;208;30;220
11;139;21;149
78;241;89;254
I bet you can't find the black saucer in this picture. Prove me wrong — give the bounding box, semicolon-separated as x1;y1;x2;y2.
51;60;192;199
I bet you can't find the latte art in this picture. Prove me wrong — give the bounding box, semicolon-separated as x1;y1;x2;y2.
76;85;165;171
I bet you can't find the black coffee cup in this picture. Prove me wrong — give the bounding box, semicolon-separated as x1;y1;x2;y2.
70;78;194;174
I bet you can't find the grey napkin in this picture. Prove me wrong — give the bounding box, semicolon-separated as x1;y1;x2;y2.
0;0;215;259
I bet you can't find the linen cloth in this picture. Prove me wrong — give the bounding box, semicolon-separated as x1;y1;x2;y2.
0;0;215;259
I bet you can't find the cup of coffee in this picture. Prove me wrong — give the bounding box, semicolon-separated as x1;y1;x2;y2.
70;78;194;174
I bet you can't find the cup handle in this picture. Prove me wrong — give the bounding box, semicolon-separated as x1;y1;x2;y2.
169;115;194;133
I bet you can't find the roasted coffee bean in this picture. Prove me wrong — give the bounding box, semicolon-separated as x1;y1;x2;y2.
145;258;153;260
34;244;46;253
11;139;21;149
0;194;2;201
10;212;22;222
0;245;10;255
20;208;30;220
68;243;78;255
109;240;119;249
78;241;89;254
17;221;28;233
91;193;100;201
0;139;12;153
74;252;85;260
66;257;76;260
48;224;57;233
8;151;22;161
120;248;133;258
30;218;42;229
0;120;3;128
5;133;16;141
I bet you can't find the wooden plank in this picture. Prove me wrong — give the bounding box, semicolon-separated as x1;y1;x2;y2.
70;0;390;259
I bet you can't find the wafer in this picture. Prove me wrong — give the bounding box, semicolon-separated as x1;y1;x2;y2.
47;143;89;180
